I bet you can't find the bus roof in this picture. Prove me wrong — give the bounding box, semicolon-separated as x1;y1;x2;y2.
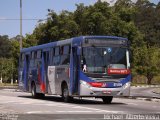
20;36;128;53
83;36;127;40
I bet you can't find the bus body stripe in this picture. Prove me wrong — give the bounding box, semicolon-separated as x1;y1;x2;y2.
80;70;131;88
41;53;46;92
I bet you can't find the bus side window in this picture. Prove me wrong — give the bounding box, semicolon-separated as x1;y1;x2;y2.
33;51;36;67
60;46;64;55
30;51;35;68
35;51;41;67
53;47;60;65
37;50;42;59
61;45;70;65
51;48;55;65
34;51;37;59
36;50;42;69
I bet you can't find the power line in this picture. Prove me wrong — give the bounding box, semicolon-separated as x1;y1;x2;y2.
0;18;46;21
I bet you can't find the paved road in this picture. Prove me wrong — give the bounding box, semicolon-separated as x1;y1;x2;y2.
0;89;160;120
130;87;160;98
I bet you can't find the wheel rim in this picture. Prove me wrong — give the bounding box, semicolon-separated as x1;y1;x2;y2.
63;88;68;98
32;85;35;96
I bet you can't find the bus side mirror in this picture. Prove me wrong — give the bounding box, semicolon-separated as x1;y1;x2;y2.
77;47;81;55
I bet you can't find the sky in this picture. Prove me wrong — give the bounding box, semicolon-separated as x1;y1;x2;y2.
0;0;159;38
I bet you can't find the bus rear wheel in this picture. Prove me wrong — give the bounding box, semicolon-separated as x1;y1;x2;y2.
31;83;38;98
31;83;44;98
102;96;113;104
62;85;72;102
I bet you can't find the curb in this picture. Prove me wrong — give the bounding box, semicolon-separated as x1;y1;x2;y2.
152;88;160;95
136;97;160;102
0;88;22;92
153;91;160;94
0;86;18;89
120;96;160;102
131;85;160;88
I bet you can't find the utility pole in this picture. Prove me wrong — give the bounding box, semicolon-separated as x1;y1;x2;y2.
20;0;22;50
11;61;13;85
0;73;2;84
0;59;3;84
0;64;2;84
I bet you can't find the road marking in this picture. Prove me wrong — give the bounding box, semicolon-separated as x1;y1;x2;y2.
57;111;93;113
72;106;122;113
0;95;123;114
27;111;52;114
0;95;126;114
127;103;138;106
152;106;159;108
0;101;18;104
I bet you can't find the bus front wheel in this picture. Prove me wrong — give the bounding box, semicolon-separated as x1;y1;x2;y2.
102;96;113;104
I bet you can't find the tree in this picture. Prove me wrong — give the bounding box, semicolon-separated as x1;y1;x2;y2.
32;10;79;44
0;58;15;83
154;2;160;46
76;1;111;35
0;35;12;58
114;0;136;22
135;0;158;46
23;34;38;47
133;46;160;84
57;10;79;40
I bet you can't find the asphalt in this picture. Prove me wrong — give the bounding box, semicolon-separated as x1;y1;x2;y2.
0;85;160;102
132;85;160;95
153;88;160;94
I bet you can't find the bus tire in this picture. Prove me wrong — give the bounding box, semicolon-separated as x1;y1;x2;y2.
102;96;113;104
31;83;45;99
31;83;38;98
62;85;71;102
37;93;45;98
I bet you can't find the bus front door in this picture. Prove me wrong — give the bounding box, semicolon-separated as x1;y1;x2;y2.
23;55;29;91
70;47;80;95
42;51;49;93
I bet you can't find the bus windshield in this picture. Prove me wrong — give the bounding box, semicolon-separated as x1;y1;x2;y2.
82;46;128;74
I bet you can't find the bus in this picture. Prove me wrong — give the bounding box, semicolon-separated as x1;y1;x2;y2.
18;36;131;104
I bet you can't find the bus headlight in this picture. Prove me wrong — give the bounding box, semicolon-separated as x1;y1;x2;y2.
80;80;91;88
122;82;131;89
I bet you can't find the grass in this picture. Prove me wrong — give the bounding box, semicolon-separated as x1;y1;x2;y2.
0;83;18;87
131;83;149;86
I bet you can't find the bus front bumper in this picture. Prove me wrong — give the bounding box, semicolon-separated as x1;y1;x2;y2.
79;80;130;97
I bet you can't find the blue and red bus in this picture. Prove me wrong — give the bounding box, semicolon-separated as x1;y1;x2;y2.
18;36;131;103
